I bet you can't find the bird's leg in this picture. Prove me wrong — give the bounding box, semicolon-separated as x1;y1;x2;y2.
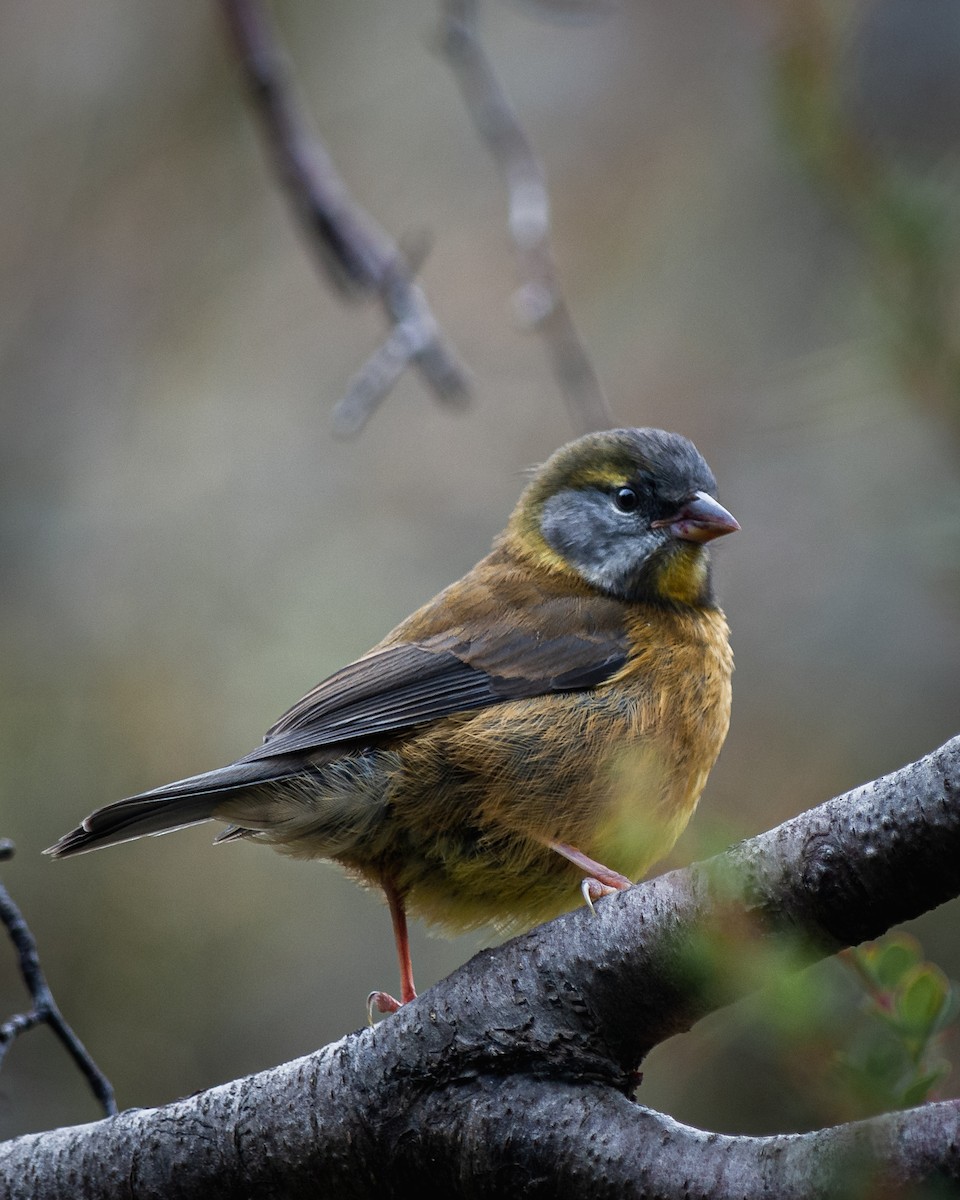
548;840;632;915
367;879;417;1021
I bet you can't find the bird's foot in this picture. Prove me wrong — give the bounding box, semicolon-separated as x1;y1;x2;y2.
581;874;632;916
367;990;402;1023
547;840;632;914
366;986;418;1024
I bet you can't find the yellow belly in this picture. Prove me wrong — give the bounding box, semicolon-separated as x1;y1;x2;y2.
221;606;732;937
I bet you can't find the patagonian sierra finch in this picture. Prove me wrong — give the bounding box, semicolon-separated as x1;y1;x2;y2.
48;427;738;1014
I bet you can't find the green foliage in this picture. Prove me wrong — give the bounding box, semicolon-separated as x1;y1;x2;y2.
838;934;958;1115
672;914;957;1130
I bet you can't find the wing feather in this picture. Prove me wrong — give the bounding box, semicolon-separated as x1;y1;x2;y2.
240;548;634;762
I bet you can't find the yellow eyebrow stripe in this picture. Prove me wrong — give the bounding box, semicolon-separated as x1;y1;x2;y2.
562;467;632;490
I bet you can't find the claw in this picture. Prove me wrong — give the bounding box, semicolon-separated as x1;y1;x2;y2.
581;876;623;917
367;990;403;1024
548;839;633;914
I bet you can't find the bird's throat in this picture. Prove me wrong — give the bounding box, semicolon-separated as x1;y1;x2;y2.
637;543;713;608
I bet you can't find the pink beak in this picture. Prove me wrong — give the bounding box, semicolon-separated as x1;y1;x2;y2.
652;491;739;544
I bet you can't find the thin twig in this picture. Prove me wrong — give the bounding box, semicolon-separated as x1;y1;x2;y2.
439;0;613;433
0;841;117;1117
219;0;471;436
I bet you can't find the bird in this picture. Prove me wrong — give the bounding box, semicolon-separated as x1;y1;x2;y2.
47;427;738;1015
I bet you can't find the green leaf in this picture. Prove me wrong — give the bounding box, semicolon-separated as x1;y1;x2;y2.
900;1064;949;1109
895;966;950;1038
863;935;922;990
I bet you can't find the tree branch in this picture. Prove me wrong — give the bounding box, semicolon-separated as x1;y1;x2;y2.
4;735;958;1196
439;0;613;433
0;842;116;1119
400;1082;960;1199
219;0;471;435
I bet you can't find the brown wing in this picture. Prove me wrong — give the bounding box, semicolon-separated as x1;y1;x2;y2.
46;546;632;858
241;545;630;763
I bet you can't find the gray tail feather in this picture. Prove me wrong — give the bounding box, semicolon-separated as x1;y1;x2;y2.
45;758;300;858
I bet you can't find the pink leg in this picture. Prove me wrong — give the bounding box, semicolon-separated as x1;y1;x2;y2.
367;880;417;1021
549;840;632;914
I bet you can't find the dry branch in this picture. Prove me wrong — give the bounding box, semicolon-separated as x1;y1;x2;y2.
439;0;613;433
220;0;471;435
0;842;116;1119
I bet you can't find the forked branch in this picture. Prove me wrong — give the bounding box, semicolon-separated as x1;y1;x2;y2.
219;0;471;435
439;0;613;433
0;842;116;1119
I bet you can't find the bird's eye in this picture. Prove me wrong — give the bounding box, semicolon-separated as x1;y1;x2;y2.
613;486;640;513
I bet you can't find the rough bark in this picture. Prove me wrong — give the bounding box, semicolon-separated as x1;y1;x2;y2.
3;735;958;1198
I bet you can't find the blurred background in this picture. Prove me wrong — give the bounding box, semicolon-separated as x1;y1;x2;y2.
2;0;960;1140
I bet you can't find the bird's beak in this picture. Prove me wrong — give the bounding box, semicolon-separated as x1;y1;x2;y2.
652;491;740;544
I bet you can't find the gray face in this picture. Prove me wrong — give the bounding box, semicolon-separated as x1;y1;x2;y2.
539;487;673;598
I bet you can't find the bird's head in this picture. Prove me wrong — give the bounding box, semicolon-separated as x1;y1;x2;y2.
507;428;739;608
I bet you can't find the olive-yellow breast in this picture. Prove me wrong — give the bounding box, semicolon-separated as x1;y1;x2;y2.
48;428;738;1011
